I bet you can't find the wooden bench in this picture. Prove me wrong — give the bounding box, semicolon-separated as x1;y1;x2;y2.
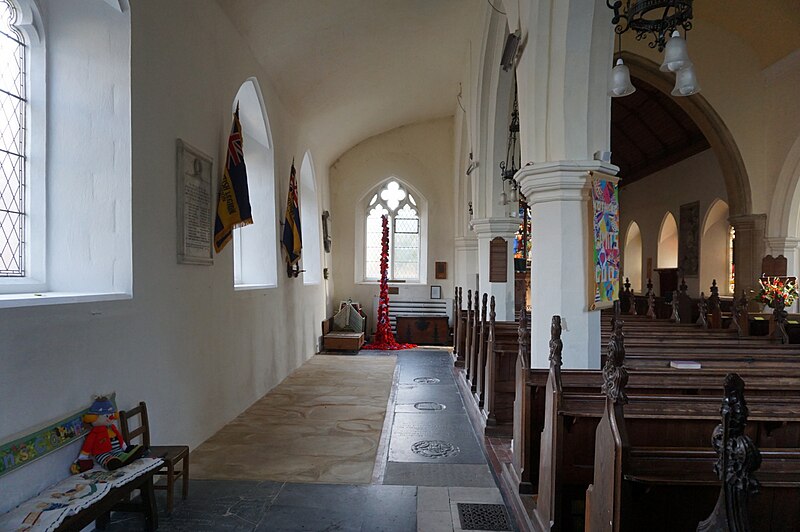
0;405;161;532
454;288;531;437
585;323;800;531
56;469;159;531
498;308;800;530
529;315;800;531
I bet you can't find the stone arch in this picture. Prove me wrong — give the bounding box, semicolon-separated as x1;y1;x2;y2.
768;134;800;238
621;52;752;217
473;5;509;219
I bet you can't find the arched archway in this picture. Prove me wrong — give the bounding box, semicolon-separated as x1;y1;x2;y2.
700;199;731;294
620;52;752;218
300;151;321;285
658;212;678;268
232;78;277;288
769;134;800;239
624;221;643;292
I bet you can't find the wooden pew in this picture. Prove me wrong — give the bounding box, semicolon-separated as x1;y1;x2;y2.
572;318;800;532
484;298;529;435
517;313;800;531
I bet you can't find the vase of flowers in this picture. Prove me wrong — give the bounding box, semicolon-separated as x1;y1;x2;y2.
754;277;797;343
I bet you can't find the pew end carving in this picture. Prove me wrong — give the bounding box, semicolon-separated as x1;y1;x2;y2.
697;373;762;532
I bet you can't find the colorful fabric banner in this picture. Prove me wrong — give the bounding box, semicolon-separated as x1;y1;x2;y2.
589;172;620;310
281;161;302;267
214;104;253;253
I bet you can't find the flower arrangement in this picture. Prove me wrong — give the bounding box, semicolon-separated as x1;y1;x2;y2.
754;276;798;309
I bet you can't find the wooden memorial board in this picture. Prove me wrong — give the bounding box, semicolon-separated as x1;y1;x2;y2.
489;237;508;283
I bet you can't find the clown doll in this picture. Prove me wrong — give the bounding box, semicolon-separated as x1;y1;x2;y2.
70;396;143;474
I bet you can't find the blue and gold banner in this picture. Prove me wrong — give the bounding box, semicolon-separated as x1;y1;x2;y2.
214;104;253;253
281;161;302;267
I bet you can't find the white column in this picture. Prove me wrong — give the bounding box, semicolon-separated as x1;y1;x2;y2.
455;236;479;292
471;217;521;321
517;160;619;369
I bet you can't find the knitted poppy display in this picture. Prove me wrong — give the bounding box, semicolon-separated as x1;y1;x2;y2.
363;215;416;350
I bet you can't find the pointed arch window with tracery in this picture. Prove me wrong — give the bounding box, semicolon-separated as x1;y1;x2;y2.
365;180;420;281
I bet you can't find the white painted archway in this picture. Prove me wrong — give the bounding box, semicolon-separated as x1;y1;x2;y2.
232;77;278;289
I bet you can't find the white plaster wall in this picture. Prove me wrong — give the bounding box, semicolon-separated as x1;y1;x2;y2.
620;149;729;296
329;118;455;322
0;0;328;512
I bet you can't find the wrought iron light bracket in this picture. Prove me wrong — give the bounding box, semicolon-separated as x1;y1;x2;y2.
607;0;693;52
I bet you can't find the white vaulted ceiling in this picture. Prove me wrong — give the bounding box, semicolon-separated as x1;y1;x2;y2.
217;0;483;167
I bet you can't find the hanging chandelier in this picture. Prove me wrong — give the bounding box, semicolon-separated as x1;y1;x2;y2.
499;90;519;206
607;0;700;98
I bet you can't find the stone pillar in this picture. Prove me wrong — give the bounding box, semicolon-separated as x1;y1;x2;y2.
517;160;619;369
454;236;479;294
729;214;767;303
471;217;520;321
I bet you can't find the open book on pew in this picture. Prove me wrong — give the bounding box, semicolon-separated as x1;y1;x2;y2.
669;360;702;369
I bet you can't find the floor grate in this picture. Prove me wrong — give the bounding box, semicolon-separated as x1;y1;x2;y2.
457;503;512;531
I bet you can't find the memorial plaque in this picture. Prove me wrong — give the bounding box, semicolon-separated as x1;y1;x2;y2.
176;139;214;265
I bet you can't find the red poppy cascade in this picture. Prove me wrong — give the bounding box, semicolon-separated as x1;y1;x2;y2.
363;215;416;350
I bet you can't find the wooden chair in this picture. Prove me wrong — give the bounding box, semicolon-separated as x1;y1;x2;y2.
119;401;189;515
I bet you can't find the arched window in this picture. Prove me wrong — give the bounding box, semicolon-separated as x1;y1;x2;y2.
363;179;422;282
0;1;26;277
1;0;133;305
232;78;277;289
299;151;321;285
658;212;678;268
624;222;643;292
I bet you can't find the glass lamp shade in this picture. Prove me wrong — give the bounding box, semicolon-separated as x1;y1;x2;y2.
671;64;701;96
510;185;518;203
609;58;636;97
660;30;693;72
499;191;508;205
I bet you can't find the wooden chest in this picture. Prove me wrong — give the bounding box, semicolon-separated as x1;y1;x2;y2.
396;315;450;345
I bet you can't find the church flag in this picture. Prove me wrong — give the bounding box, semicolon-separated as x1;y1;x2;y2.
214;104;253;253
281;161;303;267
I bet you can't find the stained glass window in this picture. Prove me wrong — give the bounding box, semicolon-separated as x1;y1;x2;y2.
364;180;420;281
0;0;25;277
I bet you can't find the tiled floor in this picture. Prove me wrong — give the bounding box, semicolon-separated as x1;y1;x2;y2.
105;348;515;531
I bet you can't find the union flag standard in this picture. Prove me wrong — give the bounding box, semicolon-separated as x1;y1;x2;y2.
214;104;253;253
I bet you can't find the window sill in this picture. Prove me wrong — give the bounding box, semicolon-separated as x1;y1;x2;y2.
0;291;132;309
234;283;277;292
356;281;426;286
